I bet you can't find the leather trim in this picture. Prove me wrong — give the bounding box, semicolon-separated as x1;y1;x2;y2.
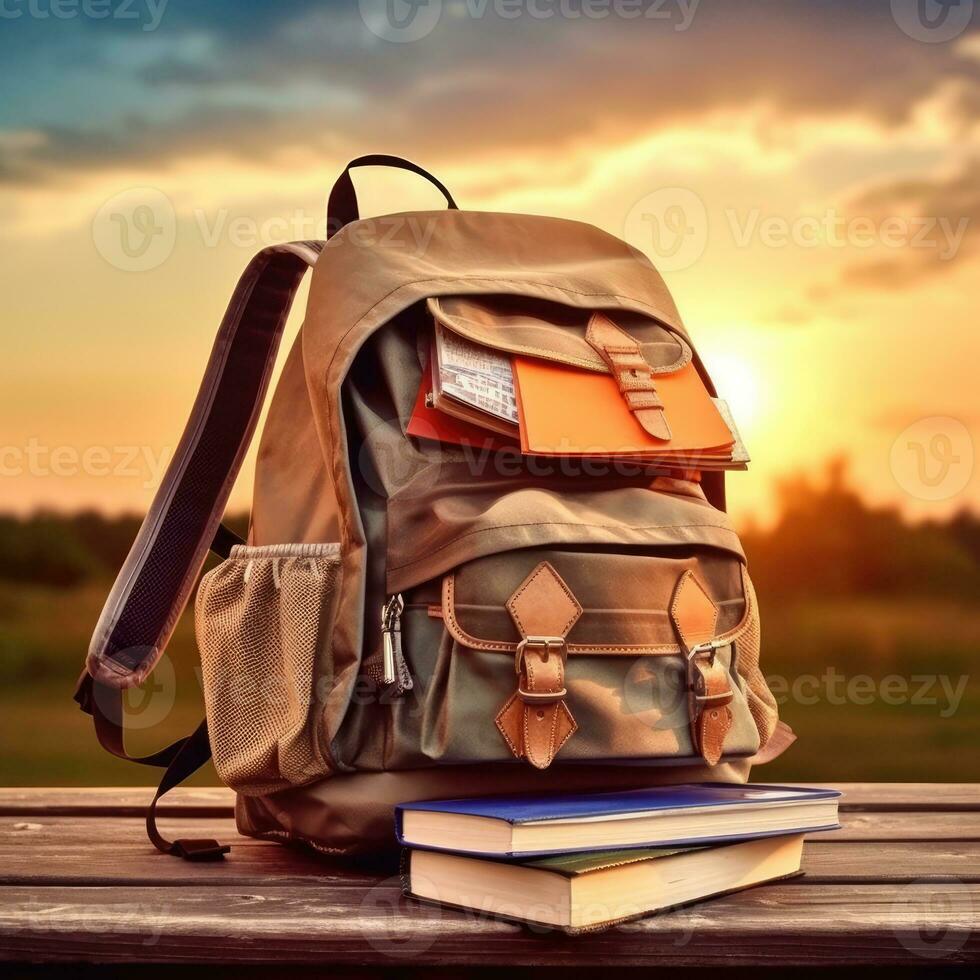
495;562;581;768
442;563;754;656
506;561;583;638
670;569;719;649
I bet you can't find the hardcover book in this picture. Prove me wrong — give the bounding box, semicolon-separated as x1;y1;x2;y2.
396;783;841;857
402;833;806;933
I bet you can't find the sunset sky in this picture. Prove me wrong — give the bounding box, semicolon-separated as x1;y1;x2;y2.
2;0;978;526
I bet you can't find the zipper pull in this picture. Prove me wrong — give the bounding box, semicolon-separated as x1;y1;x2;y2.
381;594;407;688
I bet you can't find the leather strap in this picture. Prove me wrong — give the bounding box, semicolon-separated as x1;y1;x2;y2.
669;570;734;766
73;673;228;860
586;311;689;441
495;562;581;768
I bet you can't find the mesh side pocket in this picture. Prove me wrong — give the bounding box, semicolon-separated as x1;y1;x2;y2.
734;574;777;750
196;543;341;794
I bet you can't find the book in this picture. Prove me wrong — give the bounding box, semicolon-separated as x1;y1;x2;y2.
402;833;805;933
430;322;519;438
396;783;840;857
407;361;518;450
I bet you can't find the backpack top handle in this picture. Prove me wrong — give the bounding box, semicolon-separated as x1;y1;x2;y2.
326;154;458;238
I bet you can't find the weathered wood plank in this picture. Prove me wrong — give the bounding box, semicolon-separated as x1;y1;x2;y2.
831;810;980;841
0;787;235;818
0;883;976;965
0;817;380;887
801;841;980;881
2;816;979;886
797;783;980;811
2;783;977;818
0;808;980;842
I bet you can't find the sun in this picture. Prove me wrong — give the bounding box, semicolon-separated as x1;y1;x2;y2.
700;348;761;432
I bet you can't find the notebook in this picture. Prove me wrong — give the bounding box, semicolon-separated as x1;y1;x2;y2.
403;833;805;933
512;355;735;460
396;783;841;857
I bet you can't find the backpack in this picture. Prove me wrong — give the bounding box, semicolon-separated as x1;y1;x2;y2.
75;156;789;860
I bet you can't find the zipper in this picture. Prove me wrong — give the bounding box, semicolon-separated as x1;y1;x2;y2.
381;594;412;693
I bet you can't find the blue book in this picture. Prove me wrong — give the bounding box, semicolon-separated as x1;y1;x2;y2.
396;782;841;857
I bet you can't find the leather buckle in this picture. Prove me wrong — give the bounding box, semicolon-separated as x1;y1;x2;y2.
687;641;734;715
515;636;568;705
515;636;566;675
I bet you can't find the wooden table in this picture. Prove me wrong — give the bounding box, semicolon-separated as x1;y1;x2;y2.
0;784;977;968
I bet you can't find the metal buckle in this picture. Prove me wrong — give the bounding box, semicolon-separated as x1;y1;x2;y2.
513;636;569;706
694;690;734;706
515;636;566;675
687;639;725;664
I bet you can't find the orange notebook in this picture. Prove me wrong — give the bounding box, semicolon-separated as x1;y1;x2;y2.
513;357;734;458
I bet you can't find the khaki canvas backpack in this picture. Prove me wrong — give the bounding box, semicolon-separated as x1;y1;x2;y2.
76;156;789;860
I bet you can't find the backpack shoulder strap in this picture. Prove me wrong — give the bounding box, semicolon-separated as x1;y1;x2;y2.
86;240;322;690
74;241;321;859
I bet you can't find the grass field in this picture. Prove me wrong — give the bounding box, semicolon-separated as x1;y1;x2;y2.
1;581;977;785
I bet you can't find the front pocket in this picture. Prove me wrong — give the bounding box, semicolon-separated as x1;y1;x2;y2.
196;543;341;794
389;540;769;770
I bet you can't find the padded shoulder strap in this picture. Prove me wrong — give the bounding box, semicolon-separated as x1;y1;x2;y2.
86;240;323;689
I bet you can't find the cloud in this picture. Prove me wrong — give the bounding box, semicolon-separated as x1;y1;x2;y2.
834;160;980;290
0;1;978;190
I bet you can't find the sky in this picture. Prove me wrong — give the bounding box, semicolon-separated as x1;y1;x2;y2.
1;0;979;526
